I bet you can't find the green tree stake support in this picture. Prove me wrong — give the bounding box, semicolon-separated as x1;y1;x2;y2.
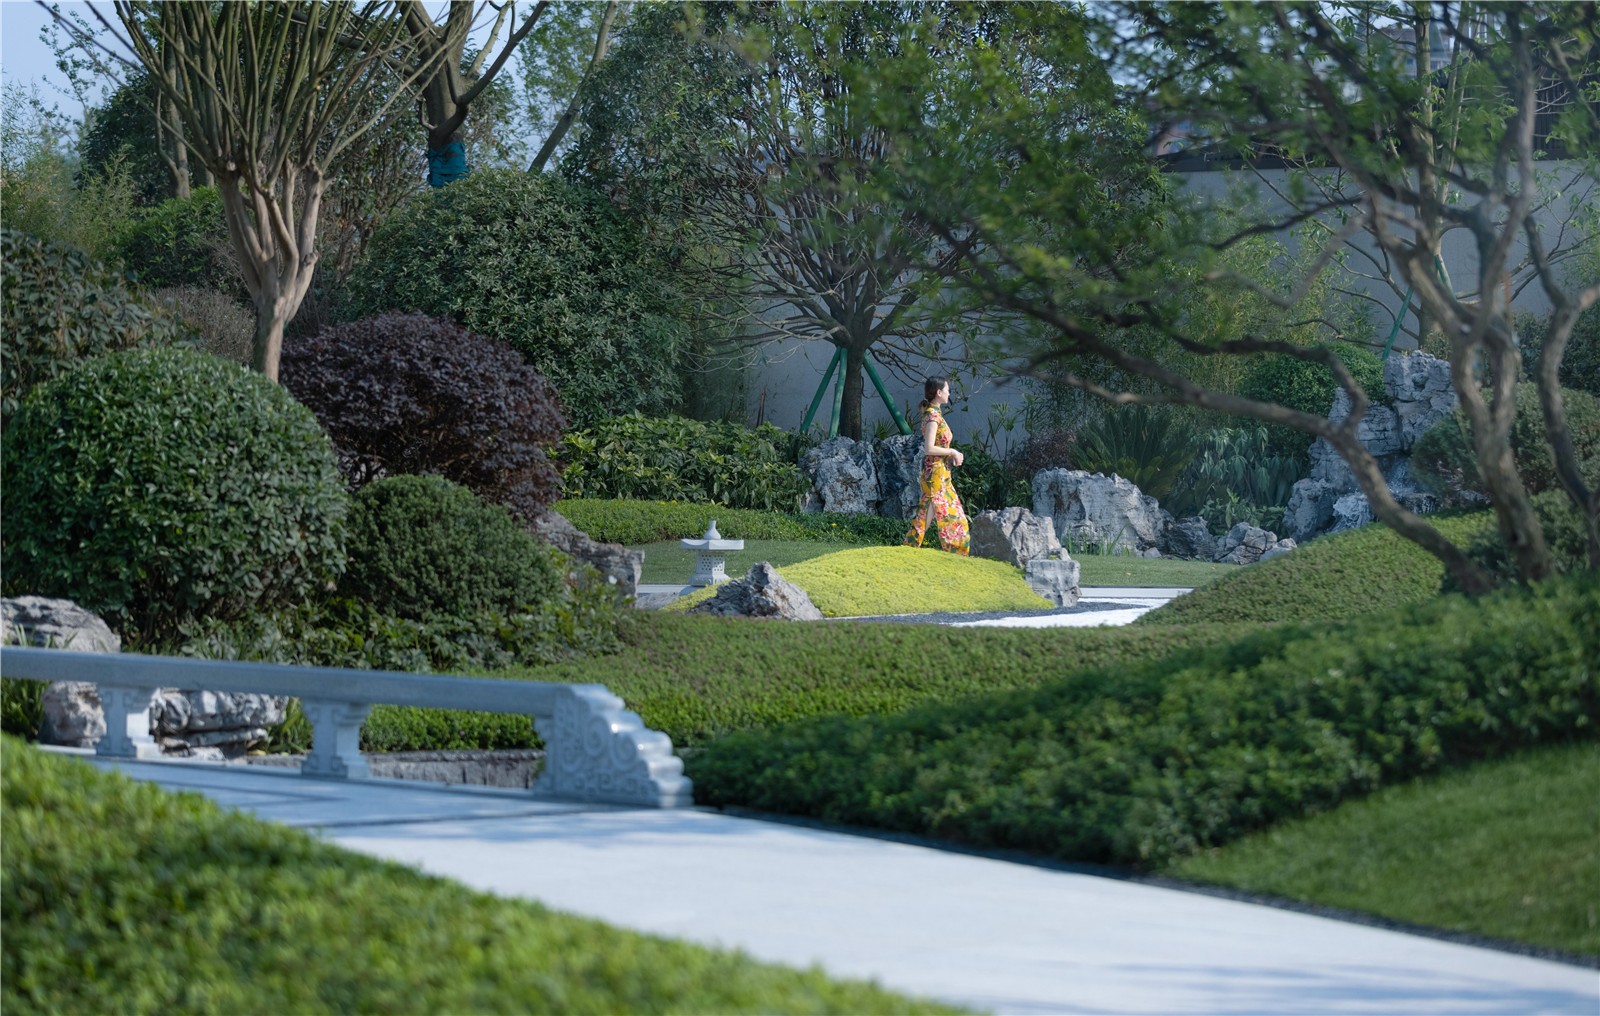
829;355;847;438
800;347;844;436
864;352;912;435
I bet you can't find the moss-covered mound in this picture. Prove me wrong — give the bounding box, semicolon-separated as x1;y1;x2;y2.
671;546;1053;617
1138;512;1495;625
0;739;958;1014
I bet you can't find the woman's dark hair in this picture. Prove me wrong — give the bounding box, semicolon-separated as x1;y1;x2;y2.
919;376;950;412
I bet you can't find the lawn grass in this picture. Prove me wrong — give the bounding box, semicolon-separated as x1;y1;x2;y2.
1074;556;1238;588
1138;511;1496;624
634;539;850;584
636;539;1237;589
1166;741;1600;958
666;546;1052;617
0;738;963;1015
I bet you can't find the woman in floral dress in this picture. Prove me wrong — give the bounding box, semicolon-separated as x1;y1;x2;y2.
904;377;970;555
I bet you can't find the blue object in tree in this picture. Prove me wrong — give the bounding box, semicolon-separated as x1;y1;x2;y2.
426;142;469;189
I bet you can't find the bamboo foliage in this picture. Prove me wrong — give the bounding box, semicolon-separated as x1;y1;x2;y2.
109;1;453;380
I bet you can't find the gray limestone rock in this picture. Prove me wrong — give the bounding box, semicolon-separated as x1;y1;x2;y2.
1259;538;1298;562
1031;469;1168;553
1283;479;1338;542
1025;556;1081;607
1386;351;1457;447
801;438;880;516
1331;492;1374;532
531;508;643;600
689;562;825;621
874;434;925;522
1213;523;1279;566
2;596;122;748
970;507;1065;567
1164;517;1217;562
152;689;287;751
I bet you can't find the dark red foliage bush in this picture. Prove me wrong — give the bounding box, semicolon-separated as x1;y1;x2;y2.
282;313;567;522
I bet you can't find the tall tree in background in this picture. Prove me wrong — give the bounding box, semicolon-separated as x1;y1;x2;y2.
80;0;451;380
571;2;1046;441
400;0;620;186
857;0;1598;591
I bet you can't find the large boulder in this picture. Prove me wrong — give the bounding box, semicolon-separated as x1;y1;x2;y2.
800;438;880;516
1283;479;1338;542
1331;492;1374;533
151;690;287;752
1025;556;1081;607
1386;351;1457;447
1;596;121;748
531;507;642;599
970;507;1064;566
1032;469;1167;553
689;562;824;621
873;434;925;521
1213;523;1280;566
1164;516;1216;562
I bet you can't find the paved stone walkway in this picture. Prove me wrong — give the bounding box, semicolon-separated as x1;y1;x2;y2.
72;751;1600;1015
636;585;1184;627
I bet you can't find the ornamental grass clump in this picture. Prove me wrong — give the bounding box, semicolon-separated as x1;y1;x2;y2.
1;346;348;641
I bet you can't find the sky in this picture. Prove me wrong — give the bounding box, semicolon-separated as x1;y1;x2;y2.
1;1;104;124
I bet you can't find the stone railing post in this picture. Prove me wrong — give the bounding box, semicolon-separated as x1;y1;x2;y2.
94;684;162;759
534;684;693;808
300;699;374;779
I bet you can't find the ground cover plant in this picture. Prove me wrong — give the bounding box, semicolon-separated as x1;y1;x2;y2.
670;547;1052;617
685;573;1599;867
1168;741;1600;958
1138;512;1495;625
0;738;960;1014
255;615;1255;753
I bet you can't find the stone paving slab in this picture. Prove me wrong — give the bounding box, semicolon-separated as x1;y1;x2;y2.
68;751;1600;1015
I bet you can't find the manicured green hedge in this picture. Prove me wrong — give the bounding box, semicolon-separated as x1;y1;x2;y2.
1137;512;1495;625
686;574;1599;867
553;498;906;546
0;738;958;1014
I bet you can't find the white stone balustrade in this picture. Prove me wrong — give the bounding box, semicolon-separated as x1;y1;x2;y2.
0;647;692;808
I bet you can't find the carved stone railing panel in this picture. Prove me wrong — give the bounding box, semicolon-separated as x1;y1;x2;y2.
0;648;691;808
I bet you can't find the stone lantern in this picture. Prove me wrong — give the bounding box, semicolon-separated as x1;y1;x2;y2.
681;520;744;586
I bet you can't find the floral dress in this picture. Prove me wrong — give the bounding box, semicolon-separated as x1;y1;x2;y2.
904;406;970;555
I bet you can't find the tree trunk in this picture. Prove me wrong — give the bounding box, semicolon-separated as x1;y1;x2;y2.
840;345;867;441
426;126;468;189
251;300;289;382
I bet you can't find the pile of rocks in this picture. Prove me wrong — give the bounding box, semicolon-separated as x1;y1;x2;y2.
1283;351;1463;542
969;507;1081;606
2;595;288;759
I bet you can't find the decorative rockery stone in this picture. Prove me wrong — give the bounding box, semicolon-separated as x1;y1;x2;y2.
531;507;643;599
970;507;1065;567
1212;523;1280;566
1025;557;1081;607
1;595;121;748
689;562;825;621
800;438;880;516
1031;469;1168;553
873;434;926;522
1164;517;1216;562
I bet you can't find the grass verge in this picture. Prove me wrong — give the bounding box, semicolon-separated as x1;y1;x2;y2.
1074;556;1238;588
1167;741;1600;958
1138;511;1494;624
667;546;1052;617
0;738;961;1015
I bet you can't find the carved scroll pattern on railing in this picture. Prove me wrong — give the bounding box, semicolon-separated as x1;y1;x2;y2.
534;685;693;808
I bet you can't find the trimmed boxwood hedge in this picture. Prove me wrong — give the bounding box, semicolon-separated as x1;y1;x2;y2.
553;498;906;546
684;573;1600;867
0;738;959;1014
1137;511;1495;625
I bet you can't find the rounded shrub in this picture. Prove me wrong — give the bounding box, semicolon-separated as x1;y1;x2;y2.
1413;381;1600;498
343;169;687;427
1520;304;1600;399
110;186;238;296
2;347;349;640
339;475;565;621
281;313;567;521
1238;343;1387;460
1;228;190;421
